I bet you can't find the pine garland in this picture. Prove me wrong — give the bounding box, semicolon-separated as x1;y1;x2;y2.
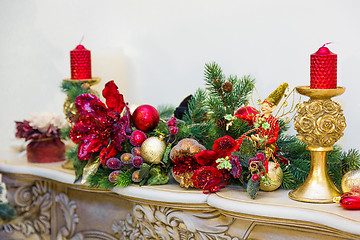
115;170;133;188
60;81;96;102
276;132;360;190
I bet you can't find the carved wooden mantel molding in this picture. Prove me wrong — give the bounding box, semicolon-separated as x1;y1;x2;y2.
0;154;359;240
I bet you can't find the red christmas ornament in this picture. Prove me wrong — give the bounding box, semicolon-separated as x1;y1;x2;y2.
130;130;147;147
310;43;337;89
71;44;92;80
132;105;160;132
339;192;360;210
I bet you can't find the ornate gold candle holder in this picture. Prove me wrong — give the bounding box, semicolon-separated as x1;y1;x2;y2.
289;86;346;203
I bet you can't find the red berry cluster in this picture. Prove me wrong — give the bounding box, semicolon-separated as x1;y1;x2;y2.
167;117;178;135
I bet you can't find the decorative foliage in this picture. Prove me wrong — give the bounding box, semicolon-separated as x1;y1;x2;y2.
63;62;358;201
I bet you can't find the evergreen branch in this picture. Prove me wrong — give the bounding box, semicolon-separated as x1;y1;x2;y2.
203;62;229;109
60;126;71;139
341;148;360;173
157;105;175;119
204;62;224;88
115;171;133;188
207;96;227;120
231;75;255;111
183;88;208;124
87;166;114;189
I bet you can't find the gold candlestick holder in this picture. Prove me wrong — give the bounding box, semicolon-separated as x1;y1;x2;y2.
289;86;346;203
61;77;101;170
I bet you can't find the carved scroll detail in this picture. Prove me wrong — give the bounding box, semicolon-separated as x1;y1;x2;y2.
1;181;52;238
113;203;239;240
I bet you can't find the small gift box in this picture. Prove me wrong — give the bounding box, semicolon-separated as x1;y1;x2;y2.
27;137;65;163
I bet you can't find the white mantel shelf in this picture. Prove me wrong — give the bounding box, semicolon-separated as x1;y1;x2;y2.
0;151;359;240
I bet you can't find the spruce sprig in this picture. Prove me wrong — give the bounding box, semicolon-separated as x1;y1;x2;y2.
183;88;208;124
341;149;360;173
203;62;255;120
230;74;255;111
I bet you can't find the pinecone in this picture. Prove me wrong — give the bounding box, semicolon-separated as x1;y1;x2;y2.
215;118;228;129
222;81;233;93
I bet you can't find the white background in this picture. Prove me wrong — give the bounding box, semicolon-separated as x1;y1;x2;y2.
1;0;360;152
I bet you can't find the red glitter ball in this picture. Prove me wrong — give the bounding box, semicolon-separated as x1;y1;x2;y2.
132;105;160;132
130;130;147;147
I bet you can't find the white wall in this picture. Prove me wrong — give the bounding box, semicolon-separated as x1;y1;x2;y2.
1;0;360;152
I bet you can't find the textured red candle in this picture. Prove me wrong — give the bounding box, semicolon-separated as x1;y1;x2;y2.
70;44;92;80
310;44;337;89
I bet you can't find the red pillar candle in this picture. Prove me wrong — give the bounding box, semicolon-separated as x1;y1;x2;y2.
310;44;337;89
70;44;92;80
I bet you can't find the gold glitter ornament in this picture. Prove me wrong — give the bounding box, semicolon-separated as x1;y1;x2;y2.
260;161;283;191
140;135;166;164
63;97;77;119
341;169;360;193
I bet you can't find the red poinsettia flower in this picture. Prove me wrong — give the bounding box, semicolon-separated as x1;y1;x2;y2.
212;135;237;157
191;166;230;194
70;81;130;165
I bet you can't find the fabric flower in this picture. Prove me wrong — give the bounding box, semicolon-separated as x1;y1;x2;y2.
195;150;218;166
212;135;237;157
191;135;238;193
69;80;129;164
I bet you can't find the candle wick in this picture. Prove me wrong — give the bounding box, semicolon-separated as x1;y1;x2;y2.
322;42;333;47
79;35;85;45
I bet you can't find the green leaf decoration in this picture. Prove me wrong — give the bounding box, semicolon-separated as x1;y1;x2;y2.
139;163;151;180
162;143;172;164
147;165;170;185
247;178;260;199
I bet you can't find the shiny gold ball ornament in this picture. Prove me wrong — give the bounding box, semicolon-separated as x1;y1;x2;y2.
260;161;283;191
140;136;166;164
341;169;360;193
